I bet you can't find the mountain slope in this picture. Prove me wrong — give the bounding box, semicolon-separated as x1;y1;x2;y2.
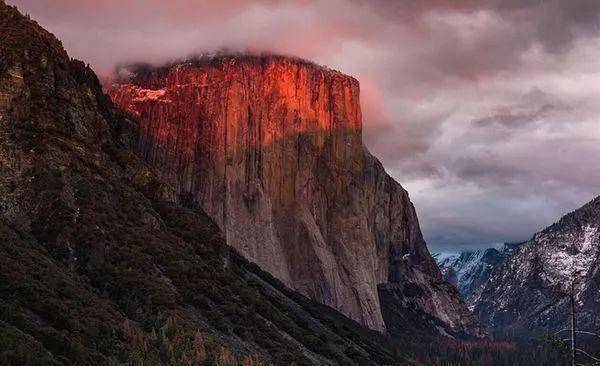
107;54;485;338
473;197;600;335
0;3;410;365
433;243;521;300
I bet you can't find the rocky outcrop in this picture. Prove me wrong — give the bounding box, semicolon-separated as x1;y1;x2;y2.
473;197;600;335
109;56;485;337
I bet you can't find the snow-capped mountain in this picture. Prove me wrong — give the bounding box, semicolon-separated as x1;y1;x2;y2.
433;243;521;300
472;196;600;335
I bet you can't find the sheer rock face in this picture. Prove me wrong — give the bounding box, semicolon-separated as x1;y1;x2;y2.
109;58;484;336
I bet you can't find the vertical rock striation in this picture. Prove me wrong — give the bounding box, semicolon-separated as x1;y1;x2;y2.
109;56;485;336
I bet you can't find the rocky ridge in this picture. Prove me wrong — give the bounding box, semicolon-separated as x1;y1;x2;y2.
473;197;600;335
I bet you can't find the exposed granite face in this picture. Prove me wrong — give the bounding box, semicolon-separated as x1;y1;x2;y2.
108;57;485;336
0;4;415;364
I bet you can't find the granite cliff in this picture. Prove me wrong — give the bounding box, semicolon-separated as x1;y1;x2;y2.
0;3;417;364
108;56;485;337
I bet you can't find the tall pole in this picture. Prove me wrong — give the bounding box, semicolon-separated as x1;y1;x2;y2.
570;282;576;366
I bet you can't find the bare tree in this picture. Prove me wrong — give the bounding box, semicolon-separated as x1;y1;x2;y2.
547;270;600;366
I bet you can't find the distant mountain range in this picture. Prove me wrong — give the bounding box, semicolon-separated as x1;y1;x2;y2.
433;243;521;302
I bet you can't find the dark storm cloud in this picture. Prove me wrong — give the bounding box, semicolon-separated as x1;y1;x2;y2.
454;158;525;186
358;0;600;84
471;90;570;129
8;0;600;252
364;0;600;50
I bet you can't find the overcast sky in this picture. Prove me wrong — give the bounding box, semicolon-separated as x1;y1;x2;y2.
9;0;600;252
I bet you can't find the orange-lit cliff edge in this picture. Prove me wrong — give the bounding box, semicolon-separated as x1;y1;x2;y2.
109;55;487;337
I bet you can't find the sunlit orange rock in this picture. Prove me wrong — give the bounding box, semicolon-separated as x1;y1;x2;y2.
109;55;485;336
